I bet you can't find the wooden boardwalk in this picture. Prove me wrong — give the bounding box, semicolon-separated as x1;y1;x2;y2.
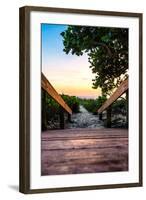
41;128;128;175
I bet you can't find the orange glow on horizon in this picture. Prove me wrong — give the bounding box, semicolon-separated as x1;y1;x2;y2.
43;54;101;99
54;84;100;97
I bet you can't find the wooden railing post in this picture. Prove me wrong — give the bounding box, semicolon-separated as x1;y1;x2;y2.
67;113;72;122
99;113;102;120
41;73;72;115
59;107;65;129
98;79;128;114
41;73;72;130
106;106;112;128
98;79;128;128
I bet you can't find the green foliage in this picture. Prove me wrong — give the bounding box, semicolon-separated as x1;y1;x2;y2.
61;94;80;113
112;98;126;114
41;90;60;130
41;90;80;130
61;26;128;95
80;98;98;114
96;95;107;109
80;96;107;114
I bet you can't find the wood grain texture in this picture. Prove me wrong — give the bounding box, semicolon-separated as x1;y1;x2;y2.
41;73;72;114
98;79;128;113
41;128;128;175
19;7;30;193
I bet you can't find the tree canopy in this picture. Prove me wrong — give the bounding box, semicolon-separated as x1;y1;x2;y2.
61;26;128;95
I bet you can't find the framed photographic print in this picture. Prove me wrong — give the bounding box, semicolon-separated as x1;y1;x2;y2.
19;6;143;194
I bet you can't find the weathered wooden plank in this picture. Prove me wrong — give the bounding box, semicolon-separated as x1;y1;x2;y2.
41;128;128;175
41;72;72;114
42;138;128;150
42;146;128;175
98;78;128;113
42;128;128;138
42;135;128;141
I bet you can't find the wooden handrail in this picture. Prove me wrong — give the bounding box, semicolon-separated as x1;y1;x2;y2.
41;73;72;115
98;78;128;114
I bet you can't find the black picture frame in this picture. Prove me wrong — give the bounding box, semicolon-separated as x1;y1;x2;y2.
19;6;143;194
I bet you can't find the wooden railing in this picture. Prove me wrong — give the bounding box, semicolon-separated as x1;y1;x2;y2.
41;72;72;129
97;78;128;127
41;73;72;114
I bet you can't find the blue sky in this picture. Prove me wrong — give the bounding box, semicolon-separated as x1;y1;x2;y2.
42;24;69;62
41;24;101;99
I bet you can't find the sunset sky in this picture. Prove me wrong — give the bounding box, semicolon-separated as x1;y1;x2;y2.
41;24;101;99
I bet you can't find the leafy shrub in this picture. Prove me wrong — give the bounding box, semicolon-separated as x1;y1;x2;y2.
112;98;127;114
80;96;107;114
41;90;60;130
41;90;80;130
61;94;80;113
